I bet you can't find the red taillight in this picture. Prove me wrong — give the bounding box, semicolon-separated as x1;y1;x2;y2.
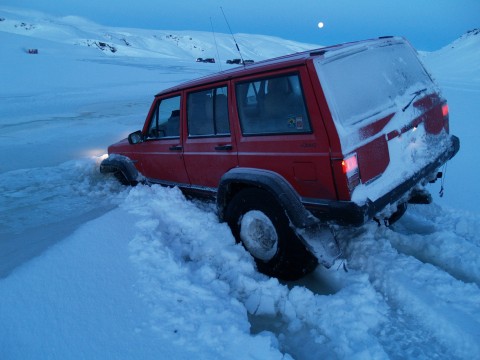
442;103;449;117
442;103;450;133
341;154;360;194
342;154;358;174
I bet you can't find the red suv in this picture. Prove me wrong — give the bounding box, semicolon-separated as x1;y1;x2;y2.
101;37;459;280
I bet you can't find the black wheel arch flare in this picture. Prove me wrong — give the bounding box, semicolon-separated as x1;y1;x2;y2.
217;168;320;229
100;155;140;185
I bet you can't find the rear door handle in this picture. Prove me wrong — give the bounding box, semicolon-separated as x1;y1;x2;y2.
215;144;233;151
169;145;183;151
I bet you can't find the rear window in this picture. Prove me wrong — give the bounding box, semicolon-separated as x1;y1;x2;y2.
314;40;436;128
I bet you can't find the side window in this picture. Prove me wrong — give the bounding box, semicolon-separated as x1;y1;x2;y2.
235;74;311;135
147;95;181;139
187;86;230;137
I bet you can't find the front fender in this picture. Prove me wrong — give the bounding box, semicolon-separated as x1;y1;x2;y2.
100;154;142;185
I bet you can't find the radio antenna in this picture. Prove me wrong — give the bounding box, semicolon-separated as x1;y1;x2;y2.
220;6;245;65
210;17;222;71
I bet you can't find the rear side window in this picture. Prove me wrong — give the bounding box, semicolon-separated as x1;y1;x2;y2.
235;73;311;135
146;95;181;139
187;86;230;137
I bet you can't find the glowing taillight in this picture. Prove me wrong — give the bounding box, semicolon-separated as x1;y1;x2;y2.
342;154;358;174
342;154;360;193
442;104;449;117
442;103;450;133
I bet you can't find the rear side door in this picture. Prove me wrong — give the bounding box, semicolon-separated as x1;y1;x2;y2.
183;83;238;189
135;93;190;185
232;68;336;200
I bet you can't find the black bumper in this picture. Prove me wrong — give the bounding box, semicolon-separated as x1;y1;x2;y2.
303;135;460;226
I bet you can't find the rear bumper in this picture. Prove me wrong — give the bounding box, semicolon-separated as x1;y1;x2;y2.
303;135;460;226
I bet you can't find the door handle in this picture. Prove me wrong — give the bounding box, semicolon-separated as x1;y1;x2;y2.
215;144;233;151
169;145;183;151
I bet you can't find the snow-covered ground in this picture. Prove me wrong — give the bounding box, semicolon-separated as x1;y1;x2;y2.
1;7;480;359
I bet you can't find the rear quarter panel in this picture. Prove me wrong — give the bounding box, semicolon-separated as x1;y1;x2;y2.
232;67;338;200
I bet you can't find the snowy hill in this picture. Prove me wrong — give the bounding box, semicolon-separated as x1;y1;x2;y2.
1;7;480;360
0;7;320;62
423;28;480;82
421;28;480;212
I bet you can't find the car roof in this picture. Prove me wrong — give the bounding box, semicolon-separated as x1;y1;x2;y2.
155;36;404;96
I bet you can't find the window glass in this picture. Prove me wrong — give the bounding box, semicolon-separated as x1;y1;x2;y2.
314;41;437;128
235;74;311;135
187;86;230;137
147;95;181;139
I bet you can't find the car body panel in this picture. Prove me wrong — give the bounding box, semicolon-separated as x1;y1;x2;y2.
101;36;459;226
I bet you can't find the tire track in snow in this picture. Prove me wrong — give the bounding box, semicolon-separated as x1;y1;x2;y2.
391;204;480;286
341;222;480;359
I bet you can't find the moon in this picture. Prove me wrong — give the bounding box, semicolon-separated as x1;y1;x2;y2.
318;22;325;29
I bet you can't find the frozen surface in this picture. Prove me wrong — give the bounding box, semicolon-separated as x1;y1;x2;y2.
1;7;480;360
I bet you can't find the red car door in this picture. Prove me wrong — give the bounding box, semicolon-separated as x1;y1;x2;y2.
136;94;190;185
183;84;238;189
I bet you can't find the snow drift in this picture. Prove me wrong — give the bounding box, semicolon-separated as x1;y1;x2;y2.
1;7;479;360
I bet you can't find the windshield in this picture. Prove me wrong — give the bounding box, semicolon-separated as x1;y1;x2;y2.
314;40;436;128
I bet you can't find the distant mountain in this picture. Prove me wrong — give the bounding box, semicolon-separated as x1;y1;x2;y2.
0;7;321;63
2;6;477;88
423;28;480;80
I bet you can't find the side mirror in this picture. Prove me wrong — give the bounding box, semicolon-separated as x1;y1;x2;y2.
128;130;144;144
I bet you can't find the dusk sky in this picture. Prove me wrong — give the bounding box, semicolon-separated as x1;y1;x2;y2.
3;0;479;51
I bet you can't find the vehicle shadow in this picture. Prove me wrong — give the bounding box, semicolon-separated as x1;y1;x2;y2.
0;206;114;279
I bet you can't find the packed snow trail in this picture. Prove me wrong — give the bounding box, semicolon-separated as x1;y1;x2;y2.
391;206;480;286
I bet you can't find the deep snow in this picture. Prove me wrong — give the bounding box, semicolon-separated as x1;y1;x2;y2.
1;7;480;360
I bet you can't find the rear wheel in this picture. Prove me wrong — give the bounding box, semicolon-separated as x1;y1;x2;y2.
224;188;317;280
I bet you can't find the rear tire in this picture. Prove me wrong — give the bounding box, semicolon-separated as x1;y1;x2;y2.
224;188;317;280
